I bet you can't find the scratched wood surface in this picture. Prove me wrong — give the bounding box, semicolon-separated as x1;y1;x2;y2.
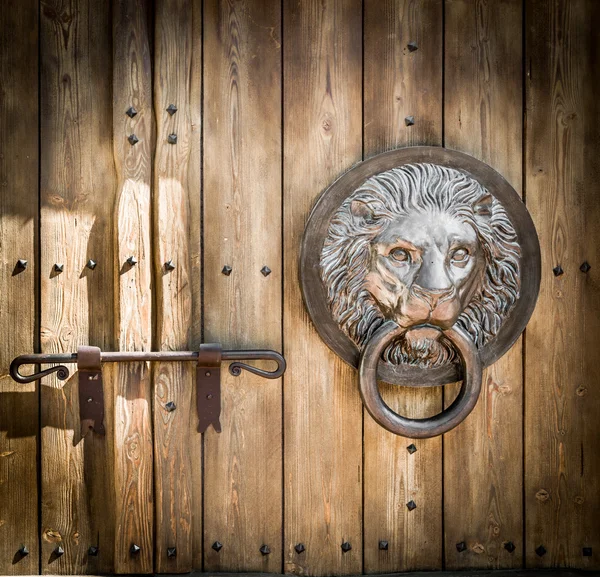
153;0;195;572
283;1;363;575
40;0;116;573
112;0;154;573
0;1;39;574
443;0;524;569
363;1;443;572
524;0;600;570
203;0;283;572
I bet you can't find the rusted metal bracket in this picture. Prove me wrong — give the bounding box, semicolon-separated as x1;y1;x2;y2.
10;347;286;436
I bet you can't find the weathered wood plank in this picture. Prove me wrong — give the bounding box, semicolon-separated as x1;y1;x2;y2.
363;1;444;572
525;0;600;569
153;0;195;572
40;0;116;572
112;0;154;573
0;1;39;574
443;0;524;569
203;0;282;572
283;1;363;575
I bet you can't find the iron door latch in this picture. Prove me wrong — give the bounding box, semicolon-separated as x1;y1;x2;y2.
10;347;286;436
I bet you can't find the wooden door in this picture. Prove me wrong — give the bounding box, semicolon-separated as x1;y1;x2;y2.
0;0;598;575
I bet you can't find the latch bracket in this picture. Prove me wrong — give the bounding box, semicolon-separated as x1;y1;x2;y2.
77;345;106;436
196;344;222;434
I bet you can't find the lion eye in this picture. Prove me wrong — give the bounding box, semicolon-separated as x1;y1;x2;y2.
450;248;469;263
390;248;411;263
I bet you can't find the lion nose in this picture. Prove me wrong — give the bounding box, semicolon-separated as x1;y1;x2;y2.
411;285;455;310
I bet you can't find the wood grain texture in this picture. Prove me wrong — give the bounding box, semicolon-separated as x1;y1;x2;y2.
153;0;195;572
113;0;154;573
189;0;203;570
283;1;363;575
0;1;39;574
363;1;443;572
525;0;600;569
40;0;116;573
443;0;523;569
203;0;282;572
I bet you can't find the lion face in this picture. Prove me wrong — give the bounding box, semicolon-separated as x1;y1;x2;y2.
321;163;521;368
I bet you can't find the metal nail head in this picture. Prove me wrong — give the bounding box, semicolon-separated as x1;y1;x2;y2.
407;41;418;52
165;259;175;271
405;116;415;127
88;546;99;556
341;542;352;553
406;500;417;511
86;259;97;270
167;547;177;558
260;545;270;556
168;134;177;145
127;256;138;266
379;540;389;551
212;541;223;552
456;541;467;552
222;265;232;276
130;544;141;555
295;543;306;554
407;443;417;454
166;104;178;116
126;106;138;118
261;266;271;277
128;134;140;146
553;265;564;277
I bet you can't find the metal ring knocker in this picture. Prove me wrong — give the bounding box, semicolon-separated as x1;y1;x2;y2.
359;321;482;438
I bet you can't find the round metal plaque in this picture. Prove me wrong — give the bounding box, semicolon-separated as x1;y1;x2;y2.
301;147;541;387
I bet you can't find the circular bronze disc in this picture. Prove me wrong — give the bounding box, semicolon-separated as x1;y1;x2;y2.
300;146;541;386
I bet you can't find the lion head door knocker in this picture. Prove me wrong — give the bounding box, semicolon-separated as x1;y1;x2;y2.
301;147;541;438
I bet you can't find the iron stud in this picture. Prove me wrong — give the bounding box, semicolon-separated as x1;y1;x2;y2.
406;500;417;511
222;265;232;276
165;401;177;412
168;134;178;145
127;255;138;266
166;104;178;116
261;266;271;277
18;545;29;557
407;443;417;454
54;263;64;273
126;106;138;118
130;544;141;555
86;259;97;270
165;259;175;271
295;543;306;554
54;545;65;557
456;541;467;552
405;115;415;126
580;261;591;273
88;546;99;556
260;544;270;556
167;547;177;558
128;134;140;146
16;259;28;270
535;545;547;557
379;540;389;551
583;547;592;557
341;542;352;553
407;41;418;52
212;541;223;552
553;265;564;277
504;541;516;553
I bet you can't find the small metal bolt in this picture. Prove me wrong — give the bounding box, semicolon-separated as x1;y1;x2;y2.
165;401;176;412
407;443;417;454
583;547;592;557
54;263;64;273
87;397;93;403
580;261;591;273
405;115;415;126
54;545;65;557
260;544;270;556
553;265;564;277
165;259;175;271
18;545;29;557
407;41;418;52
222;265;232;276
341;542;352;553
504;541;516;553
379;540;389;551
206;394;213;400
130;544;141;555
456;541;467;552
261;266;271;277
168;133;177;145
16;259;28;270
406;500;417;511
535;545;547;557
205;371;211;377
295;543;306;554
126;106;138;118
128;134;140;146
167;547;177;558
88;546;99;556
86;259;97;270
166;104;178;116
212;541;223;552
127;255;138;266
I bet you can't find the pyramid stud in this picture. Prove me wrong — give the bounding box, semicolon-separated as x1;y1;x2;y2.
54;546;65;557
126;106;138;118
553;265;564;277
580;261;591;273
341;542;352;552
54;263;64;273
406;500;417;511
295;543;305;554
86;259;97;270
128;134;139;146
260;544;270;556
260;266;271;277
212;541;223;552
167;547;177;558
504;541;516;553
535;545;547;557
456;541;467;552
379;540;389;551
168;134;177;145
405;115;415;126
165;259;175;271
127;255;137;266
222;265;232;276
165;401;176;412
130;544;141;555
166;104;178;116
17;259;28;270
407;41;418;52
407;443;417;454
18;545;29;557
88;546;99;556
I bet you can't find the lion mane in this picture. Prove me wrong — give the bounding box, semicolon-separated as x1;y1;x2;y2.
320;162;521;368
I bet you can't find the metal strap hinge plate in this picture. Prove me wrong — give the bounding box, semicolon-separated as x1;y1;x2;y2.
77;346;105;436
197;343;222;433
